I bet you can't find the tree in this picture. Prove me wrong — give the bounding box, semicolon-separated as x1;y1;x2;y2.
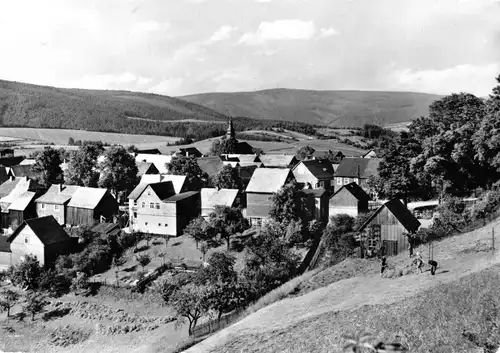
166;156;208;191
23;291;48;321
205;281;249;322
183;217;218;249
0;289;20;317
208;206;249;250
64;142;104;187
296;145;315;161
211;138;237;156
169;283;211;336
324;215;357;262
30;146;63;187
136;254;151;272
210;165;242;189
68;137;75;145
197;252;238;285
269;181;310;224
252;147;264;156
98;145;139;198
7;255;43;291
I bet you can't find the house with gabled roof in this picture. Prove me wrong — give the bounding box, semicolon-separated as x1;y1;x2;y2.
363;149;378;159
6;215;76;268
35;184;80;225
245;168;294;224
137;161;160;177
175;147;202;158
259;154;298;169
292;159;335;190
201;188;241;218
0;177;40;229
135;154;172;174
357;198;421;257
7;191;38;231
139;174;188;194
329;182;370;218
334;157;381;192
66;187;118;226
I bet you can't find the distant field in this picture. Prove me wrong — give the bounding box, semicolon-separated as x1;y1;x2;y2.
385;122;411;132
0;128;181;146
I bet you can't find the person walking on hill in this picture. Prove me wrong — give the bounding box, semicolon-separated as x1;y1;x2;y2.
380;256;388;277
428;259;438;275
415;252;424;274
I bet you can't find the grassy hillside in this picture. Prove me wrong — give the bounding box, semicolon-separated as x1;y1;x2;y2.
179;89;443;127
182;218;500;353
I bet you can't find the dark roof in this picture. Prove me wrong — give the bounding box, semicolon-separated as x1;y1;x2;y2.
35;184;80;204
136;148;161;155
164;191;199;202
179;147;202;156
0;235;10;252
331;182;371;202
302;188;327;197
301;159;335;179
137;162;159;177
359;199;421;233
9;165;36;178
128;183;149;200
149;182;176;201
89;222;121;237
335;158;381;179
7;216;70;245
0;156;25;167
235;141;254;154
197;157;225;177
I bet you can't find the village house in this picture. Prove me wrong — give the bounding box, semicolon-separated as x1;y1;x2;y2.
139;174;188;194
135;148;162;155
237;165;258;189
292;159;335;189
245;168;294;225
35;184;80;225
66;187;118;226
362;149;378;159
201;188;241;218
19;158;36;166
0;177;40;230
221;156;240;168
329;182;370;218
6;165;36;179
259;154;298;169
137;161;160;178
334;157;381;192
303;188;329;223
128;181;200;236
358;198;421;257
135;154;172;174
314;150;345;171
174;147;203;158
7;191;38;231
6;215;76;268
88;222;121;238
0;148;14;158
223;154;262;168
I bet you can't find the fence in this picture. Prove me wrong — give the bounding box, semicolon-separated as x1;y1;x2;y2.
192;307;246;339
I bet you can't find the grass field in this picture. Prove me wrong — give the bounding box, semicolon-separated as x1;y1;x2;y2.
182;217;500;353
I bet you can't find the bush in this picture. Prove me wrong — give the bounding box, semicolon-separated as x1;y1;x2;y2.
38;270;72;297
7;255;43;290
71;272;90;292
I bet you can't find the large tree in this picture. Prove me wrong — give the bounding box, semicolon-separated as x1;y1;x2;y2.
169;283;211;336
98;145;139;198
210;165;242;189
210;138;237;156
208;206;249;250
31;146;63;187
269;181;310;224
64;141;104;187
296;145;315;161
166;156;208;191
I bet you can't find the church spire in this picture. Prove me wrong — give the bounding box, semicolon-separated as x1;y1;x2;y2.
226;117;235;139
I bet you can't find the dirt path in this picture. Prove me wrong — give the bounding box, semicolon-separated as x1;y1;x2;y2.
184;219;500;353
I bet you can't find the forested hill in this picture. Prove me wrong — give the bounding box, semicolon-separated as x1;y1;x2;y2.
0;79;231;139
178;88;443;127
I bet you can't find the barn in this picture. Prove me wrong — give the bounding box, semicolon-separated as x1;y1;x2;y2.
66;187;118;226
329;182;370;218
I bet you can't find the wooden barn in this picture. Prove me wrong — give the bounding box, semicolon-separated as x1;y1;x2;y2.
66;187;118;226
0;177;40;230
35;184;81;225
329;182;370;218
358;198;421;257
7;191;38;231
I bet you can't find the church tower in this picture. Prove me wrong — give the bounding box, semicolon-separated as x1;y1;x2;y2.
226;118;235;139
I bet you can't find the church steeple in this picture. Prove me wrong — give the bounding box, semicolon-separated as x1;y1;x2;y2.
226;118;235;139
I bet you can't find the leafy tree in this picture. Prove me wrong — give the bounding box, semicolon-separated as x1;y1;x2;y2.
0;289;20;317
31;146;63;187
183;217;218;249
211;138;237;156
98;145;139;198
23;291;48;321
210;165;242;189
197;252;238;285
205;281;249;322
296;145;315;161
64;142;104;187
136;254;151;272
284;219;304;244
269;181;310;224
169;283;211;336
208;206;249;250
37;269;72;298
324;215;357;262
68;137;75;145
7;255;43;291
70;272;90;292
252;147;264;156
166;156;208;191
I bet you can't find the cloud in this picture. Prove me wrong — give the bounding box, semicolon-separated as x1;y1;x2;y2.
389;63;499;96
130;20;167;35
318;27;340;38
239;20;316;45
148;78;185;95
209;25;238;42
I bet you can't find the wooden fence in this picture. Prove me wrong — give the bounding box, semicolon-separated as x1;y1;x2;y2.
192;308;246;339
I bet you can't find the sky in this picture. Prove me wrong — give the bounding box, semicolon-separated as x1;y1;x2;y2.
0;0;499;97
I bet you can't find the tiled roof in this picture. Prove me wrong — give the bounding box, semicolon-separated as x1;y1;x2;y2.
8;191;37;211
67;187;109;209
0;178;23;199
164;191;199;202
137;162;159;177
89;222;121;236
330;182;371;202
127;183;149;201
246;168;291;193
335;158;381;179
35;184;80;205
259;155;296;168
201;188;239;214
359;198;421;232
8;216;71;245
157;175;186;194
9;165;36;178
149;182;176;201
0;177;36;204
300;159;335;179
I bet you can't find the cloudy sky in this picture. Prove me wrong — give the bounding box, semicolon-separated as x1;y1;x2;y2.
0;0;499;96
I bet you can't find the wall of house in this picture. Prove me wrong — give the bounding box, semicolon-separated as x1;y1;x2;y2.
66;207;95;226
364;207;409;255
94;192;118;221
293;164;319;188
0;212;9;229
131;188;178;235
36;203;66;224
175;193;201;236
333;177;362;192
246;192;273;220
9;226;45;266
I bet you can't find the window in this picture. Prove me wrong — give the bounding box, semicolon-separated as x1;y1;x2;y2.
343;178;350;184
158;223;161;227
54;205;59;211
133;212;137;219
141;202;145;208
165;223;168;227
155;203;160;209
24;236;28;244
150;202;154;209
41;203;45;210
147;191;151;196
133;201;137;206
336;178;342;185
145;222;148;226
353;178;359;184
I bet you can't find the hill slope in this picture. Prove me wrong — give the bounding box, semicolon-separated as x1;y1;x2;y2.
178;89;443;127
0;79;228;137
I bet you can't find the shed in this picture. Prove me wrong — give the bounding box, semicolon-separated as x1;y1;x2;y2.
8;191;38;230
66;187;118;226
358;198;421;257
201;188;240;218
89;222;121;238
329;182;370;218
7;216;76;268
